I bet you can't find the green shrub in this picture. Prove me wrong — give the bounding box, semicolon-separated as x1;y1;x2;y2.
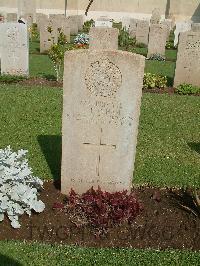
175;84;200;95
83;19;95;33
0;75;26;84
118;27;135;48
143;73;167;89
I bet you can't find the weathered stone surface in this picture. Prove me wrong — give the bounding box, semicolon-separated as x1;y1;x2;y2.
174;21;192;46
161;19;172;39
129;18;137;38
150;8;161;24
95;17;112;28
0;23;29;76
192;23;200;32
136;20;149;46
18;0;36;21
24;13;33;28
174;31;200;87
89;27;118;50
36;13;48;30
61;49;145;195
6;13;18;22
49;14;65;20
40;20;58;53
66;16;78;35
147;24;168;58
75;15;84;31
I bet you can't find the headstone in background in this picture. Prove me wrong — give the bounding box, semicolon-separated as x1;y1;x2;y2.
67;16;78;35
147;24;168;58
191;23;200;32
36;13;48;30
161;19;172;40
75;15;84;31
18;0;36;22
61;49;145;195
174;21;192;46
6;13;18;22
24;13;34;29
49;14;65;20
0;23;29;76
129;18;137;38
136;20;149;46
40;20;58;53
95;16;113;28
89;27;118;50
174;31;200;87
150;8;161;24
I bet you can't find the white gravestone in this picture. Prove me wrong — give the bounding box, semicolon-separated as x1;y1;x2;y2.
174;21;192;46
61;50;145;195
174;31;200;87
0;23;29;76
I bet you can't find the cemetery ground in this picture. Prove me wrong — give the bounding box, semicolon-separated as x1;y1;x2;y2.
0;36;200;264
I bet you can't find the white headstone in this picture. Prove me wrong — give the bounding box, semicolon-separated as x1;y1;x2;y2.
0;23;29;76
61;50;145;195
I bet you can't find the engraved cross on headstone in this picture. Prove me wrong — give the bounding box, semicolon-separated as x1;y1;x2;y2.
83;128;116;177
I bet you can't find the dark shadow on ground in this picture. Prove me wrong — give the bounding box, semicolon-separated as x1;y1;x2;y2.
38;135;61;189
188;143;200;155
0;254;22;266
192;4;200;22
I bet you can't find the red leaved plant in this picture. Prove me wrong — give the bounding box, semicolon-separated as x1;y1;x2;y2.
61;187;143;233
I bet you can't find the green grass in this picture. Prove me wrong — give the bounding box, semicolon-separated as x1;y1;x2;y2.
0;241;200;266
0;85;199;188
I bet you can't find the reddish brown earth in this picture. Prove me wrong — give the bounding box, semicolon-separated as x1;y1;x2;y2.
0;182;199;250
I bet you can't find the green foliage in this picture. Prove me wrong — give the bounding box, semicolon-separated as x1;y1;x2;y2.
83;19;94;33
166;41;174;49
143;73;167;89
0;75;26;84
48;43;65;82
58;31;68;45
118;27;135;48
113;21;122;30
175;84;200;95
29;23;39;41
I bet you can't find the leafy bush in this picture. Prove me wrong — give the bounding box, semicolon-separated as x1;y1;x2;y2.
118;27;135;48
0;75;26;84
58;30;68;45
74;33;89;45
175;84;200;95
0;146;45;229
48;43;65;82
54;187;143;235
143;73;167;89
83;19;95;33
148;54;165;61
